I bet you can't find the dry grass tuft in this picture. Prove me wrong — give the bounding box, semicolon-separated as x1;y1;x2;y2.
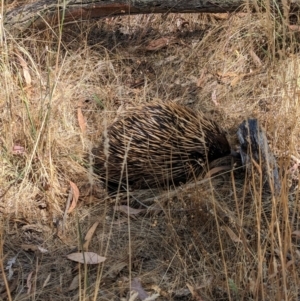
1;3;300;300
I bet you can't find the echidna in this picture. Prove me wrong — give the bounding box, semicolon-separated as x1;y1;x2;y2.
93;102;231;190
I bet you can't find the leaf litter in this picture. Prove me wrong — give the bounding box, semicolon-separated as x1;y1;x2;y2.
2;7;300;301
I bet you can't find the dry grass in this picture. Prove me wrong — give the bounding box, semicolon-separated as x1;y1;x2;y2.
1;2;300;300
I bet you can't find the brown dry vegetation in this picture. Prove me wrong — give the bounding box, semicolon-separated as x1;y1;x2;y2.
1;2;300;301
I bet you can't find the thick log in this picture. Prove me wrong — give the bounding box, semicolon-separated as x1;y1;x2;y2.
3;0;291;35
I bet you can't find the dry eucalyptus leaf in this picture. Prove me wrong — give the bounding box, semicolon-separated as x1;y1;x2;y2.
196;69;207;88
115;205;145;216
6;255;17;280
223;226;242;243
78;107;86;134
292;230;300;239
217;71;239;78
22;244;38;251
289;25;300;31
22;224;43;232
186;283;205;301
37;246;49;253
211;13;229;20
144;294;160;301
249;49;262;67
27;271;33;294
248;277;256;294
12;145;25;155
230;75;245;86
22;244;48;253
145;37;173;51
131;278;148;300
286;260;294;269
68;181;80;213
83;221;100;251
128;291;139;301
42;274;51;288
211;89;219;106
67;252;106;264
268;257;278;279
15;49;31;86
68;275;80;291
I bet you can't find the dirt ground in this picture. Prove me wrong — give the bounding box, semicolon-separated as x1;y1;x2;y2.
1;3;300;301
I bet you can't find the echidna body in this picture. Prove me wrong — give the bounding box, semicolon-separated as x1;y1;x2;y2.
93;102;231;189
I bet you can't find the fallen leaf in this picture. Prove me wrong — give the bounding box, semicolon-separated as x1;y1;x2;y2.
197;276;214;289
216;71;246;87
22;244;48;253
248;277;256;294
268;257;278;279
105;261;127;278
12;145;25;155
144;294;160;300
37;246;49;253
15;49;31;87
211;89;219;106
289;24;300;31
175;17;189;30
22;244;38;251
22;224;43;232
27;271;33;294
83;221;100;251
6;255;18;280
68;181;80;213
236;12;248;17
223;226;242;243
286;260;294;269
217;71;239;78
196;69;207;88
66;252;106;264
292;230;300;239
68;274;80;291
249;49;262;67
78;107;86;134
186;283;195;296
186;283;205;301
131;278;149;300
145;37;174;51
128;291;139;301
211;13;229;20
230;75;244;86
231;69;261;86
115;205;145;216
112;218;128;225
42;274;51;288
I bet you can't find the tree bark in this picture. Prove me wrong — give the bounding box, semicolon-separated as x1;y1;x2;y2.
237;119;281;196
4;0;300;35
2;0;249;35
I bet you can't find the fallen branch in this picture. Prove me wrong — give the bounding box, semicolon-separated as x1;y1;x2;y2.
5;0;298;35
